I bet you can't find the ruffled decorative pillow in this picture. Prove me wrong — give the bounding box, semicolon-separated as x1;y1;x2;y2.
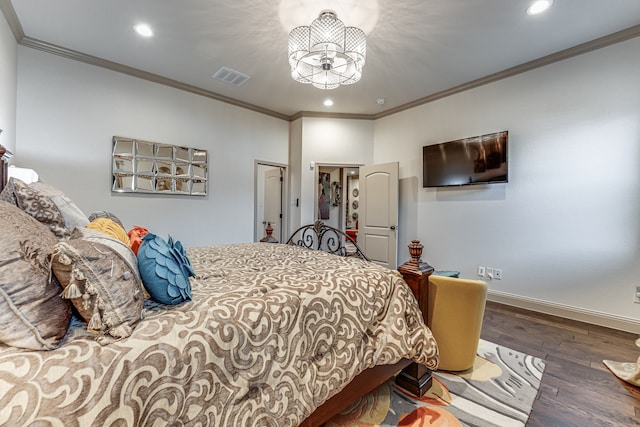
128;226;149;255
137;233;195;305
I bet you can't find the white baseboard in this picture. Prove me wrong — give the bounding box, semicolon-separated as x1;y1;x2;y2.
487;290;640;334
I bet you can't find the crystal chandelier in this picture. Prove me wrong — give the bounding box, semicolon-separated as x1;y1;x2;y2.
288;10;366;90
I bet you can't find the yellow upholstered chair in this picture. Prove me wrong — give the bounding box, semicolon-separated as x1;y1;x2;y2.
427;275;488;371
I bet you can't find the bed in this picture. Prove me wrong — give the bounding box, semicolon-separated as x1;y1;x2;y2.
0;153;438;426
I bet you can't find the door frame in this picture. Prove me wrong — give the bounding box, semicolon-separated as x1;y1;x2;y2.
313;162;363;233
254;160;288;243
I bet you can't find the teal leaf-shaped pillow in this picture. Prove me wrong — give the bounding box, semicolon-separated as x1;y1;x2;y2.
137;233;195;305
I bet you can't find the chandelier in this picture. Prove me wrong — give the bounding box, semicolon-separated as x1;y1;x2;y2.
288;10;366;90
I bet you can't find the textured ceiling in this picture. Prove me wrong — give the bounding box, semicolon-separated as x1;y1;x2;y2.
6;0;640;118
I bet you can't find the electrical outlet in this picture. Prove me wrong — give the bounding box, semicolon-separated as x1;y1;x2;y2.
485;268;494;280
477;266;486;277
494;269;503;280
635;286;640;304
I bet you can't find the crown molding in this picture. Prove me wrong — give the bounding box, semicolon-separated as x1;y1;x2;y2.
289;111;374;121
373;24;640;120
18;33;376;122
0;0;24;42
18;36;291;122
5;2;640;123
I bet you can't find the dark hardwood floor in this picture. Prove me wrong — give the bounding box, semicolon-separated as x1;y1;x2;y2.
481;301;640;427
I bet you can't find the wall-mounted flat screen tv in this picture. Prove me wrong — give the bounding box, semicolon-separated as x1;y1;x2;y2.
423;131;508;188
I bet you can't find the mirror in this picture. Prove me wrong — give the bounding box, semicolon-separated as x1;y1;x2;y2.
112;136;208;196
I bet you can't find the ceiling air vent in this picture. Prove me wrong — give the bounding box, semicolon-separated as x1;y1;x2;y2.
212;66;250;86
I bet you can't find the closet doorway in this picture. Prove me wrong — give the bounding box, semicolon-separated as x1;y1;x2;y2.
315;164;361;240
255;162;286;243
316;162;399;269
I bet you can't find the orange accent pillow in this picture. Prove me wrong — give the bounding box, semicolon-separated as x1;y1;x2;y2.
128;226;149;255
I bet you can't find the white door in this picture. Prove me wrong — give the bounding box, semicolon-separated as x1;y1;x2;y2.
358;162;399;269
255;165;283;242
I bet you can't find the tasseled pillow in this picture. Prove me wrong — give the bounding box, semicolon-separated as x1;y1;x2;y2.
51;236;144;345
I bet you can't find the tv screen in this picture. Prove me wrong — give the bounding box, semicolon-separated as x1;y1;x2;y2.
423;131;508;188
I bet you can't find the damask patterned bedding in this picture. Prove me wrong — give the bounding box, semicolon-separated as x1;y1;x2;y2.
0;242;438;426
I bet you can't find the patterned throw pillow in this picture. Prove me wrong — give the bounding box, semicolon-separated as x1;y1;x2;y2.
51;232;145;345
10;178;89;239
0;201;72;350
137;233;195;305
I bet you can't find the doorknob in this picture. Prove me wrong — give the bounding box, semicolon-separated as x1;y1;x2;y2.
390;225;396;230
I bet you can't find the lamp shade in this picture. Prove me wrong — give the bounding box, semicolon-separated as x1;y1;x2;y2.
288;10;366;90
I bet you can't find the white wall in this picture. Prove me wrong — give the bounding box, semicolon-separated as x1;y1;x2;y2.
0;10;16;152
15;47;289;247
374;37;640;331
298;117;373;226
12;19;639;330
287;119;302;237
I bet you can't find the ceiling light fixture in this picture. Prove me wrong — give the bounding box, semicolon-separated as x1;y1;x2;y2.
288;10;366;90
527;0;553;15
323;99;334;107
134;23;153;37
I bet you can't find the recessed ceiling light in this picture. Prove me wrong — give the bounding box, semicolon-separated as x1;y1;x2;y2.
376;98;386;105
324;99;334;107
134;23;153;37
527;0;553;15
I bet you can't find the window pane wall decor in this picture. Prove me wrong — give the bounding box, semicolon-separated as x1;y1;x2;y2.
112;136;208;196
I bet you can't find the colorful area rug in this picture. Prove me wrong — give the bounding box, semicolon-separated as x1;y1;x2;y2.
603;337;640;387
327;339;545;427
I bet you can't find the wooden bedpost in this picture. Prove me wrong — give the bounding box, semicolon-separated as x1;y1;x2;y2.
0;143;9;191
396;240;434;396
398;240;433;324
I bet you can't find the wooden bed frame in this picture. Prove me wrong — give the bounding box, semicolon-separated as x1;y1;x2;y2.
0;144;10;190
287;222;435;426
0;156;435;426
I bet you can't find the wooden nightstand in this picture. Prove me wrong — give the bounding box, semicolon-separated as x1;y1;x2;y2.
396;240;434;396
